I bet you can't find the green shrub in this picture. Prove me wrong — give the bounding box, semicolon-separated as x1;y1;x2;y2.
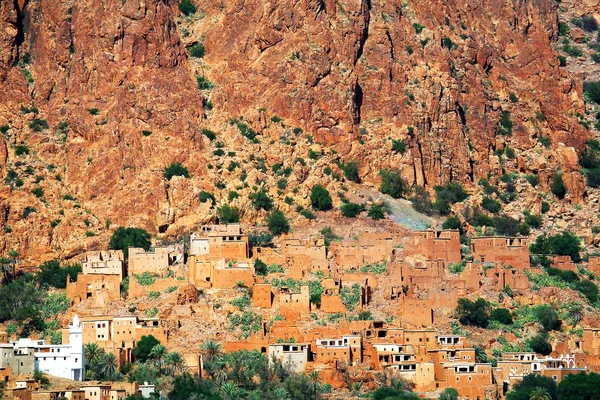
179;0;196;15
266;210;290;236
310;185;332;211
442;37;456;50
164;162;190;180
379;168;407;198
37;261;81;289
528;333;552;355
230;119;258;142
340;161;360;183
201;129;216;141
148;291;160;300
340;202;365;217
491;308;513;325
410;186;434;215
87;108;99;115
391;139;407;154
368;204;385;220
482;197;501;213
538;135;551;147
525;174;539;187
188;43;205;58
340;283;361;311
300;209;316;219
29;119;49;132
254;259;267;276
413;23;425;34
541;201;550;214
196;76;213;90
434;182;469;215
551;173;567;199
277;178;288;190
198;190;215;204
524;212;542;229
581;15;598;32
498;111;513;135
135;272;156;286
308;149;319;160
558;55;567;66
23;206;37;218
575;280;599;303
448;262;465;274
442;216;462;231
217;204;240;223
249;190;273;211
584;80;600;104
472;214;495;227
456;298;490;328
558;21;570;36
494;214;520;236
109;227;151;257
15;144;30;156
534;304;561;331
530;231;582;262
32;186;44;199
562;43;582;57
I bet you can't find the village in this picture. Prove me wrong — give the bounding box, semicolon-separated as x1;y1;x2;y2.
1;223;600;400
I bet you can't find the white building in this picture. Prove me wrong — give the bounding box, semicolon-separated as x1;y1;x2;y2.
9;315;84;381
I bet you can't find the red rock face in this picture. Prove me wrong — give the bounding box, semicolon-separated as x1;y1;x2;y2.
201;0;588;187
0;0;594;263
0;0;205;262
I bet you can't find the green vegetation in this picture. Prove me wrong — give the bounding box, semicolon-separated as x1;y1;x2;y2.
529;231;582;262
379;168;407;198
135;272;156;286
498;111;513;135
368;204;385;220
310;185;332;211
188;43;205;58
583;80;600;104
266;210;290;236
109;227;151;258
249;190;273;211
391;139;407;154
199;190;215;204
217;204;240;223
340;161;360;183
164;162;190;180
434;182;469;215
340;202;365;217
37;261;81;289
551;172;567;199
230;118;258;143
196;76;213;90
490;308;513;325
340;283;361;311
29;119;49;132
456;298;490;328
179;0;196;15
482;197;501;213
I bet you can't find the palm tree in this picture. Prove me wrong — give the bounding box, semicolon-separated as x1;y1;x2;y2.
200;340;222;362
150;344;167;372
273;387;290;400
308;370;321;400
221;382;241;400
99;353;118;380
84;343;103;365
164;352;186;376
529;387;552;400
213;365;228;391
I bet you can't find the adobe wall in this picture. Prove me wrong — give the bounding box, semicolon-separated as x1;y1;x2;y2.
212;268;253;288
551;255;578;272
66;274;121;306
403;230;461;264
252;283;273;308
81;250;124;279
279;286;311;321
401;300;434;328
470;237;530;268
320;295;347;313
443;365;494;399
128;247;170;277
588;256;600;276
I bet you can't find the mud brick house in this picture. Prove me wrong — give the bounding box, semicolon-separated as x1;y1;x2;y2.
127;244;183;277
268;343;311;373
80;250;125;280
283;237;330;278
279;285;311;321
66;274;121;306
403;230;461;264
470;237;530;268
495;352;586;395
320;278;347;313
550;255;578;272
188;257;254;288
314;335;361;367
252;283;274;308
329;233;402;271
441;363;494;399
583;328;600;356
190;224;249;259
66;315;168;366
588;255;600;275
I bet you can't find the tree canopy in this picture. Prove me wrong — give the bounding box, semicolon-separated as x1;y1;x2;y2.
109;227;152;258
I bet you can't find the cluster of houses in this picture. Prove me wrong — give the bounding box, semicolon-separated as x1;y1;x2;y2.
3;223;600;399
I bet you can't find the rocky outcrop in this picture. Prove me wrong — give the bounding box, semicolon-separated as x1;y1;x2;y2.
0;0;597;263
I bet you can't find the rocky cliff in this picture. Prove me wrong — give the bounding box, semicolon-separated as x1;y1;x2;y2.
0;0;597;264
